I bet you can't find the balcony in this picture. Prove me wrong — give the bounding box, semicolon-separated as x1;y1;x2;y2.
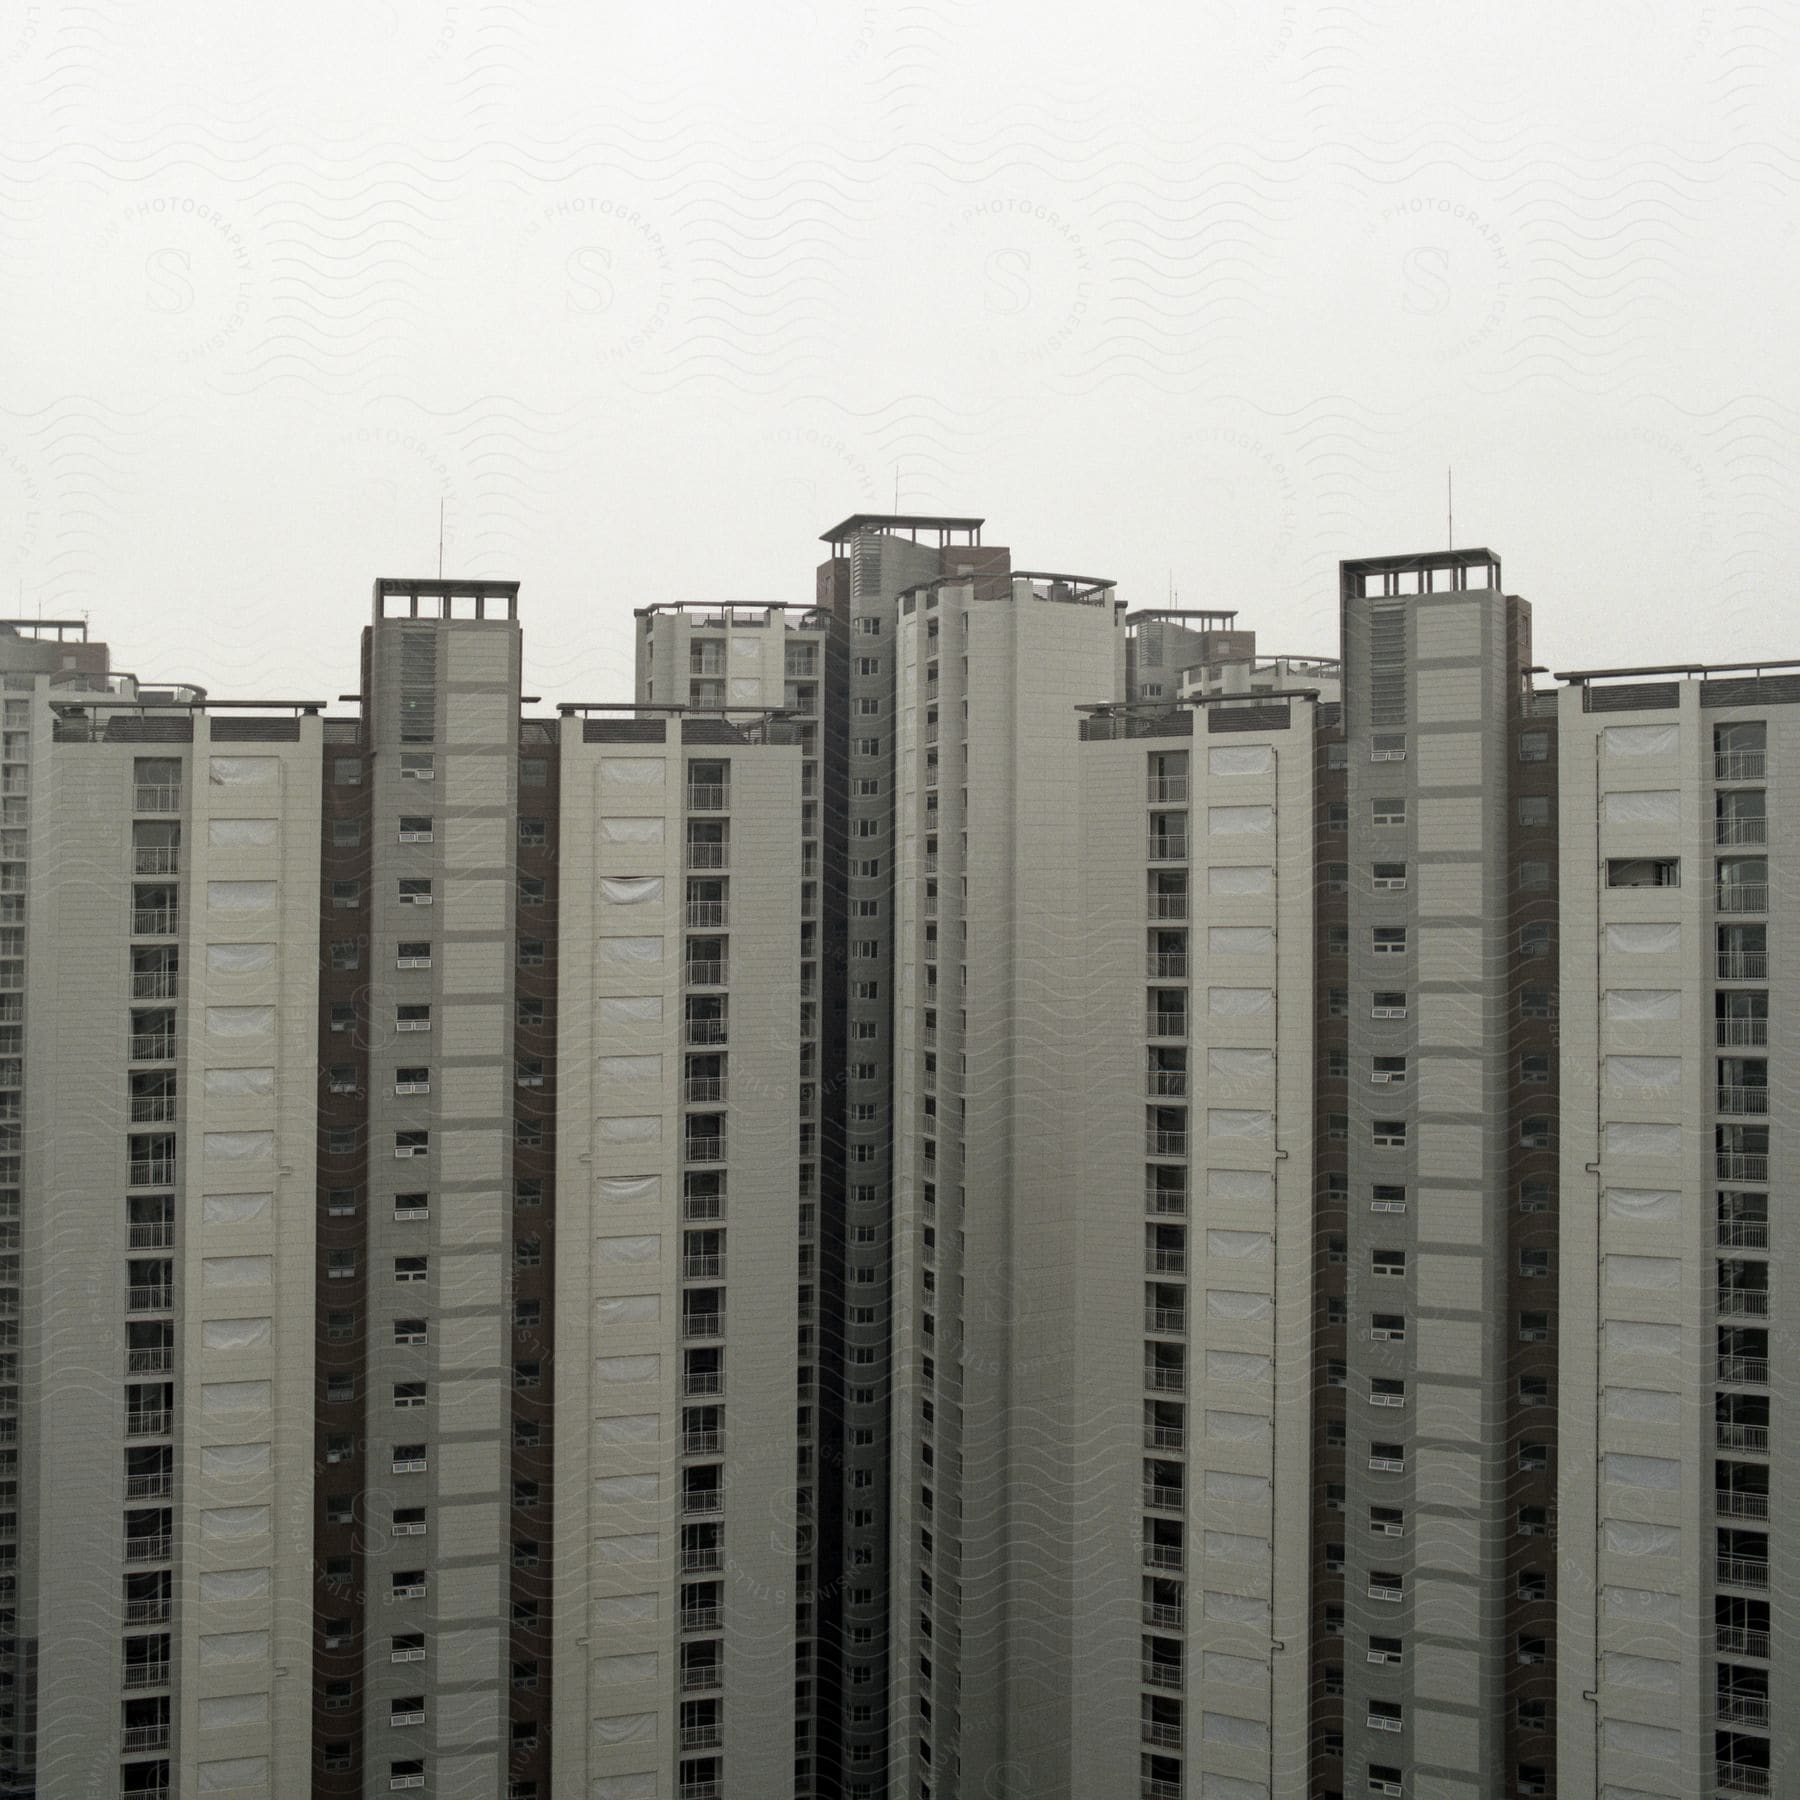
1716;818;1768;847
1717;1693;1771;1729
128;1223;174;1250
1144;1306;1186;1335
682;1253;725;1280
124;1535;172;1563
1143;1543;1183;1571
682;1371;724;1398
125;1473;172;1499
680;1546;724;1573
679;1783;723;1800
1716;1765;1772;1794
127;1348;173;1375
126;1286;173;1314
682;1313;726;1340
1142;1483;1184;1511
1718;951;1768;980
1147;835;1189;863
682;1430;722;1457
129;1038;176;1066
680;1723;723;1750
1717;751;1767;782
121;1723;171;1752
1718;1624;1771;1659
122;1660;170;1691
1716;1288;1770;1320
1147;1184;1186;1218
686;842;727;871
1145;1011;1187;1041
130;970;178;1001
687;784;730;812
132;846;180;876
1140;1659;1182;1691
1718;1154;1769;1184
680;1664;723;1692
1141;1716;1182;1747
1149;893;1188;921
1144;1423;1185;1451
123;1595;171;1625
1142;1602;1184;1634
686;900;727;929
1718;1086;1769;1116
127;1409;173;1437
1146;1131;1188;1159
1145;1364;1184;1394
1149;1248;1186;1275
685;961;728;988
680;1605;723;1633
133;784;181;814
1717;1422;1770;1453
1142;1782;1181;1800
130;909;179;937
1717;885;1769;914
1717;1488;1770;1520
685;1019;728;1048
683;1136;727;1166
1718;1356;1770;1386
1146;952;1188;979
1718;1019;1769;1047
1717;1555;1770;1589
1150;777;1189;803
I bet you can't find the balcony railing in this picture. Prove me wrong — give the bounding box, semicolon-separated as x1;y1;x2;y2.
679;1664;723;1691
1716;817;1768;847
127;1348;173;1375
1717;1287;1770;1319
1143;1544;1182;1571
1140;1659;1182;1690
1147;952;1188;978
1149;894;1188;921
1717;1624;1771;1659
679;1782;723;1800
1718;951;1768;980
1716;1488;1770;1520
1141;1716;1182;1745
682;1372;723;1398
132;847;180;876
1717;1018;1769;1047
680;1546;723;1573
122;1660;171;1690
680;1605;723;1633
1716;1421;1770;1452
125;1473;172;1499
687;784;730;811
124;1535;172;1563
1717;885;1769;914
126;1286;172;1313
120;1723;170;1752
133;784;181;814
130;971;178;1001
1146;1131;1188;1158
1150;778;1189;803
1147;1185;1186;1217
1144;1365;1184;1393
127;1409;173;1437
686;842;727;870
130;1038;175;1064
1148;1071;1187;1099
1149;1249;1186;1275
1145;1423;1185;1451
1717;1555;1770;1589
129;1098;176;1124
1144;1306;1186;1334
130;910;178;936
682;1313;726;1340
123;1597;170;1625
685;1019;728;1047
1718;1086;1769;1116
1148;835;1189;863
1718;1355;1770;1386
1716;751;1767;782
684;1136;727;1166
679;1723;723;1750
128;1223;174;1250
1716;1761;1772;1793
686;901;727;928
1142;1482;1183;1510
682;1429;722;1457
1718;1154;1769;1184
1145;1011;1187;1040
685;962;728;988
1717;1694;1772;1728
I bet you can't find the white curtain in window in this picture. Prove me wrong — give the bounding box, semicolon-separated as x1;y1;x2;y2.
600;759;664;787
203;1316;272;1351
1605;1056;1681;1091
1202;1713;1269;1751
1209;745;1274;776
592;1714;656;1747
599;936;663;966
595;1534;658;1564
206;943;275;974
600;996;663;1025
597;1295;660;1327
595;1414;659;1445
1604;1586;1679;1622
202;1379;271;1413
595;1592;657;1623
1208;804;1273;836
1207;1229;1272;1260
1203;1531;1270;1565
598;1116;661;1145
1206;1289;1273;1321
1202;1590;1269;1625
1602;1721;1680;1760
1209;986;1273;1017
203;1193;272;1225
1603;1453;1680;1491
1604;1122;1681;1158
594;1238;658;1267
203;1131;274;1164
1203;1470;1271;1504
208;818;277;848
1208;1168;1273;1205
1604;1386;1679;1423
207;880;276;911
198;1758;271;1793
199;1630;270;1666
595;1353;660;1383
1205;1351;1272;1385
204;1067;275;1098
1604;988;1680;1020
599;1055;662;1084
1603;1320;1679;1356
1208;1109;1272;1140
1603;723;1680;757
602;877;664;906
1208;865;1272;895
1605;922;1680;955
597;1175;660;1206
595;1474;659;1505
1605;1187;1679;1222
1602;1652;1679;1694
1602;789;1678;825
594;1653;657;1684
208;756;277;787
1605;1254;1680;1289
200;1505;269;1541
600;817;666;844
202;1443;272;1478
1205;1409;1270;1442
207;1005;274;1038
593;1777;656;1800
1208;926;1274;957
198;1687;269;1724
1604;1521;1680;1560
202;1256;272;1288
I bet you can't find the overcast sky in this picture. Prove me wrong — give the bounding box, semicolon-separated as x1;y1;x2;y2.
2;2;1795;702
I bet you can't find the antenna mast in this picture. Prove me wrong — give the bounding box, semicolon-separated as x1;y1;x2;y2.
1447;466;1454;551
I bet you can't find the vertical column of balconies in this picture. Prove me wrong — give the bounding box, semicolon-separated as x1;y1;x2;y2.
1709;717;1772;1798
121;753;185;1799
677;776;729;1799
1140;748;1189;1800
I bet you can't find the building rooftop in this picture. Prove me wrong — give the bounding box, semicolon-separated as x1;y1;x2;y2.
820;513;985;547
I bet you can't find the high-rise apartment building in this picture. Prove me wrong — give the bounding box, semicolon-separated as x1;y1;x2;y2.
1;520;1792;1800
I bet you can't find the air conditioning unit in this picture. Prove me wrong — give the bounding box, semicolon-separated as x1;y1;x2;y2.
392;1522;426;1538
1371;1071;1396;1085
1373;876;1407;891
394;1081;428;1096
1371;1200;1407;1215
392;1458;427;1474
1376;1521;1403;1537
394;1206;429;1223
1369;1457;1404;1473
391;1645;425;1663
394;1331;425;1347
1373;1782;1403;1798
395;1019;430;1032
397;955;430;970
399;830;430;844
1371;1005;1406;1020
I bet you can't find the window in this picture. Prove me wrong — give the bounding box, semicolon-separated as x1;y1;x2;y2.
855;738;881;756
853;779;880;797
1372;926;1406;954
1326;802;1348;832
399;753;433;781
854;657;880;676
855;697;880;716
1519;1053;1550;1084
1518;731;1549;763
1372;1055;1407;1084
1517;795;1550;827
334;880;363;909
517;938;545;968
1326;742;1348;770
1372;1248;1406;1277
518;876;546;907
397;941;431;969
398;816;432;842
1519;921;1551;957
518;819;546;848
1520;987;1552;1019
396;1004;430;1031
855;617;881;635
329;1002;355;1032
1519;1116;1552;1149
395;1256;427;1282
333;758;361;786
1606;857;1679;888
1372;798;1405;826
1371;733;1407;762
519;758;547;788
1372;862;1407;891
332;819;361;847
1372;1120;1406;1149
330;940;361;972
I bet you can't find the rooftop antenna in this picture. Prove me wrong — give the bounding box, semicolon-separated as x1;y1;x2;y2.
893;466;899;514
437;500;445;579
1447;466;1454;551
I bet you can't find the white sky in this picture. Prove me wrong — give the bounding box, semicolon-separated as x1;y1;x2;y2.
2;1;1796;701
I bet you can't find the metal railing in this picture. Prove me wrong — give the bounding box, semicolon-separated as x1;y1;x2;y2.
1145;1131;1188;1158
682;1430;722;1457
1717;1488;1769;1520
687;783;730;811
1143;1544;1182;1571
1716;817;1768;847
1718;1085;1769;1115
1144;1365;1184;1393
1142;1483;1183;1510
1718;1154;1769;1183
1718;1355;1770;1385
1717;1694;1772;1728
1145;1010;1187;1040
679;1723;723;1750
1716;1421;1770;1451
120;1723;170;1751
130;971;178;1001
1148;835;1189;862
683;1136;727;1165
685;1019;728;1047
130;1037;175;1064
123;1596;170;1624
128;1223;174;1250
682;1313;726;1339
1717;1624;1771;1658
1144;1423;1185;1450
1717;1018;1769;1046
132;847;180;876
686;842;727;870
679;1664;723;1691
685;962;728;987
122;1660;171;1690
1140;1659;1182;1690
128;1409;173;1436
1717;1555;1770;1588
124;1535;172;1563
1148;1249;1185;1275
1146;952;1187;978
1716;751;1766;781
1718;951;1768;979
1716;1287;1770;1318
686;901;727;928
1717;885;1770;913
1149;778;1189;802
130;910;178;936
1716;1758;1774;1790
134;784;181;813
126;1286;172;1312
125;1473;172;1499
1147;1185;1186;1216
1148;894;1188;920
127;1348;173;1374
1144;1306;1185;1334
